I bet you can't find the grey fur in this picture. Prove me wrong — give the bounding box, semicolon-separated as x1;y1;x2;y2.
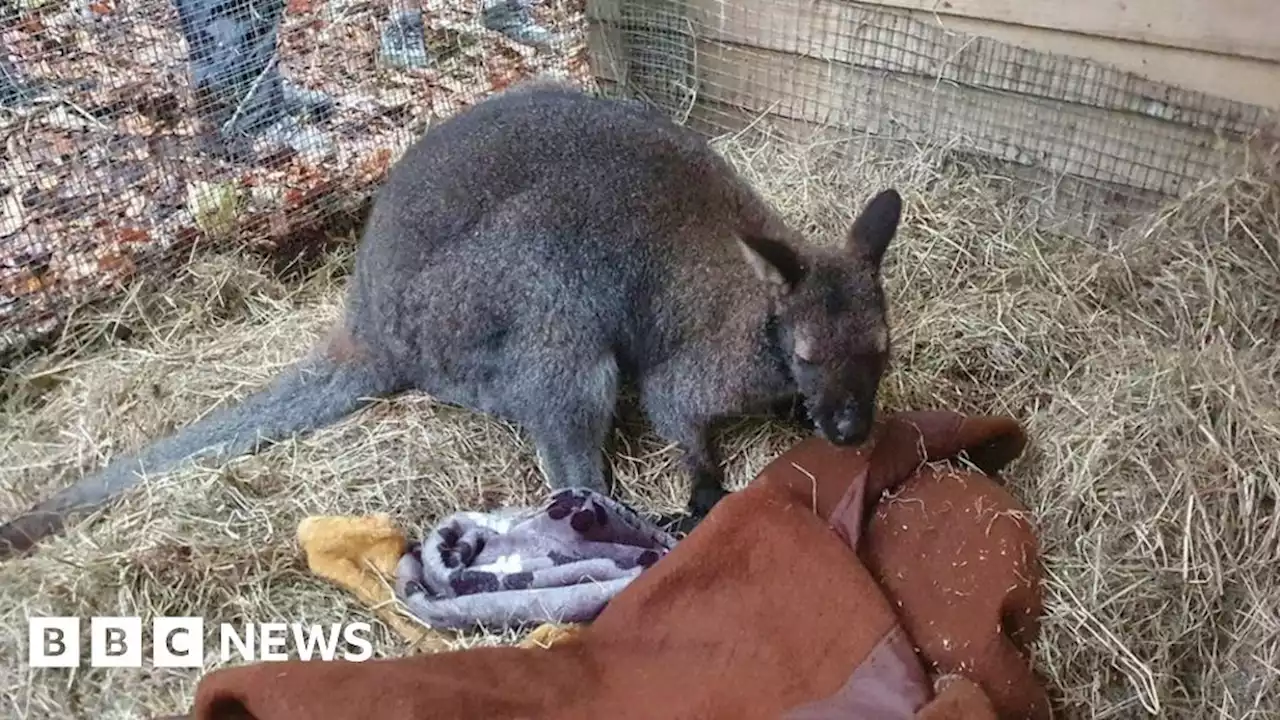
0;340;394;558
0;81;901;557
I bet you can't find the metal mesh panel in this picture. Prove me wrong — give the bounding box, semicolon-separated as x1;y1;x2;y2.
585;0;1274;228
1;0;595;355
5;0;1272;357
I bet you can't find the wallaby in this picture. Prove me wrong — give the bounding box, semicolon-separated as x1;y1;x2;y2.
0;81;902;559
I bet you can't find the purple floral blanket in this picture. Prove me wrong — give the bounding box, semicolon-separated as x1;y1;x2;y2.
394;488;678;631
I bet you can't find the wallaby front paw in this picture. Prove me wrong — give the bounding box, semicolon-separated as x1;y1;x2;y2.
654;486;729;538
656;513;699;538
688;483;729;519
652;484;726;539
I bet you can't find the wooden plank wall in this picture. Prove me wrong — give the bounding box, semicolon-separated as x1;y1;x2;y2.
869;0;1280;111
585;0;1278;207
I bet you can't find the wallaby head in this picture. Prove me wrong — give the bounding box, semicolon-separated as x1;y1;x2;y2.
738;188;903;447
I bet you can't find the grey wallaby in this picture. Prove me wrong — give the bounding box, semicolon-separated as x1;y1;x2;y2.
0;81;902;558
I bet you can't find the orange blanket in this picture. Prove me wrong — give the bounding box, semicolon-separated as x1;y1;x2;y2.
174;410;1052;720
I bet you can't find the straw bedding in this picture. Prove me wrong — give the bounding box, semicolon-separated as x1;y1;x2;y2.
0;130;1276;719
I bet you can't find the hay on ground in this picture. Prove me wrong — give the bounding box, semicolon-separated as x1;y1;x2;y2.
0;129;1277;720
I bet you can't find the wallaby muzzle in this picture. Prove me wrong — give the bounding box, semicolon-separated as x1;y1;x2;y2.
814;403;874;447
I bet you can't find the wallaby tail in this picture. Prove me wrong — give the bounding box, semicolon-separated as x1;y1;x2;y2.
0;329;394;560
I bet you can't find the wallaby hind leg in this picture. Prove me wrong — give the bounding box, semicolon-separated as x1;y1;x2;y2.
515;355;619;495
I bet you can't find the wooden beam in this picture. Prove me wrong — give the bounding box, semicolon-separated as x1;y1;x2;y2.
684;0;1278;122
866;0;1280;64
924;12;1280;113
585;20;626;83
691;38;1243;195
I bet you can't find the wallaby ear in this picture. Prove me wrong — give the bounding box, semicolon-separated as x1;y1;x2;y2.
737;234;806;293
847;188;902;269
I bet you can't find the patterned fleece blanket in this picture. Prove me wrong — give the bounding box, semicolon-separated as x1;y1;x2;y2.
394;488;678;630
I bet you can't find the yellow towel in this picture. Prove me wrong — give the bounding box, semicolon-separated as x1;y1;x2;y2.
295;514;582;653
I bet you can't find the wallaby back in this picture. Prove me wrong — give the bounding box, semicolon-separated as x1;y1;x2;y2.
342;82;903;519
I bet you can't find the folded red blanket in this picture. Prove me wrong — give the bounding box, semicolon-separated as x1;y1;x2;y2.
175;410;1051;720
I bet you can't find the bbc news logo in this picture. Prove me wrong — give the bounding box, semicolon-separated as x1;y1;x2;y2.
29;616;374;668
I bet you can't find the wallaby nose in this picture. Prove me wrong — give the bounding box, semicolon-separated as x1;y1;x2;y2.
832;413;870;446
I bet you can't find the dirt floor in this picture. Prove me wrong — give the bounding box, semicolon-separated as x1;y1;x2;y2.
1;128;1278;719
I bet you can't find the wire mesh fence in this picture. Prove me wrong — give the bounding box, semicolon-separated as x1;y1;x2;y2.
3;0;1275;358
1;0;595;357
585;0;1276;233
